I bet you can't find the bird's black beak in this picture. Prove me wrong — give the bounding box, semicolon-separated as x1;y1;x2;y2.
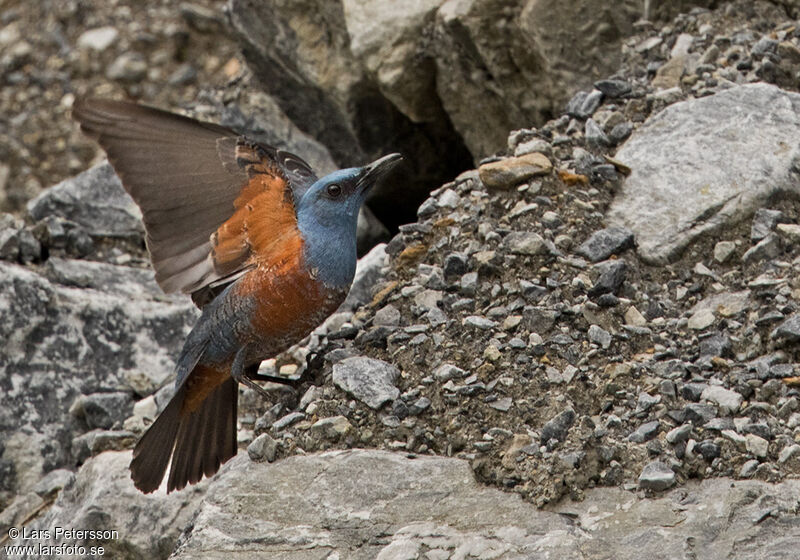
357;153;403;193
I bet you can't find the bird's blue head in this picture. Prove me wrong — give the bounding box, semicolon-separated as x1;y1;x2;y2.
297;153;402;288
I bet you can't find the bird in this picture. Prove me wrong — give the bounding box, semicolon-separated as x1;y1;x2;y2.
72;98;402;493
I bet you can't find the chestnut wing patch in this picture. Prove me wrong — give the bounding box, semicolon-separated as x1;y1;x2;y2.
210;141;302;279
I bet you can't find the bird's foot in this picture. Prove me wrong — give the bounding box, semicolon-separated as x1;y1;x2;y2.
233;373;274;400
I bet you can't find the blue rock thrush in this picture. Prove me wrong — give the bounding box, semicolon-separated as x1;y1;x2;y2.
73;98;402;493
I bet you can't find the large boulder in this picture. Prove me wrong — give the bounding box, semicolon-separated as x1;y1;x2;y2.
6;451;205;560
170;449;800;559
434;0;643;156
608;83;800;264
556;476;800;560
343;0;444;125
228;0;473;230
0;259;196;502
170;450;582;558
27;163;142;238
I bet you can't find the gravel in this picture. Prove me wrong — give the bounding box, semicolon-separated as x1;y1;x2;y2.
0;0;239;213
594;79;632;98
541;409;575;444
577;227;635;262
247;433;278;463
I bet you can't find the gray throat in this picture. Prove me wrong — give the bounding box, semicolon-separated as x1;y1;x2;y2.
298;218;358;290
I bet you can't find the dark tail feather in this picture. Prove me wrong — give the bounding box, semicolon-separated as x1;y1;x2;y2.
130;378;238;493
167;377;238;493
130;386;185;493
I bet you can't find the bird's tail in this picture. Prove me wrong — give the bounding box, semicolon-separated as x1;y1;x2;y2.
130;376;238;493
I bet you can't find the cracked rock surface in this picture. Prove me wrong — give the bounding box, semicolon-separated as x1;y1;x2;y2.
169;449;800;560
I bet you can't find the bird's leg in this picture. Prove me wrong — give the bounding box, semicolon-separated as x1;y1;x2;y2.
246;369;303;388
230;348;272;399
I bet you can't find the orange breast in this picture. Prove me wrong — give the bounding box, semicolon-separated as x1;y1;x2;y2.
181;236;345;417
237;248;342;346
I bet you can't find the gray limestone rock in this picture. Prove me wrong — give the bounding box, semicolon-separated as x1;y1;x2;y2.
225;0;682;227
434;1;641;157
434;363;466;381
742;233;782;264
608;84;800;264
771;314;800;344
566;90;590;117
247;434;278;463
570;477;800;559
227;0;471;230
443;252;468;278
588;260;627;298
588;324;612;349
608;121;634;145
751;208;785;241
713;240;737;263
542;408;575;443
106;52;147;81
701;385;743;414
0;227;20;261
373;304;401;327
666;424;693;444
332;356;400;409
27;162;143;238
76;26;118;51
638;461;676;491
690;291;751;318
170;450;585;559
7;451;204;557
71;392;135;430
628;421;660;443
577;227;635;262
16;229;40;263
585;118;610;148
684;404;717;425
502;231;546;256
309;415;352;440
0;261;196;496
170;450;800;560
594;79;632;98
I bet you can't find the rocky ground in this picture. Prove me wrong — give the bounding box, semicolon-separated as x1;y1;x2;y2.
235;0;800;507
0;0;238;213
3;0;800;558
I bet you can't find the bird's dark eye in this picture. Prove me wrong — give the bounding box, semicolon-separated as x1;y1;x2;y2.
326;184;342;198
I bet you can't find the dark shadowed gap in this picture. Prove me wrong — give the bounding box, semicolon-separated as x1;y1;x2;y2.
349;82;474;234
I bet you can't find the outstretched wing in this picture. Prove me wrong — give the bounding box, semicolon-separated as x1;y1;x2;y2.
73;98;318;301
